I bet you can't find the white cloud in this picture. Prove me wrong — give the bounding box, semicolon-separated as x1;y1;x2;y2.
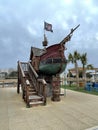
0;0;98;68
95;32;98;41
62;0;73;5
85;16;92;24
27;26;37;36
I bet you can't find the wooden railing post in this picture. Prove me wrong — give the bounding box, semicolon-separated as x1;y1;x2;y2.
17;61;20;93
25;80;30;108
17;61;27;100
43;83;47;105
37;78;47;105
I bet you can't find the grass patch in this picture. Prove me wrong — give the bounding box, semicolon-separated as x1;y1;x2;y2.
61;85;98;96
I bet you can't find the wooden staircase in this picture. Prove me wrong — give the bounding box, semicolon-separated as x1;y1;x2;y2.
17;61;47;108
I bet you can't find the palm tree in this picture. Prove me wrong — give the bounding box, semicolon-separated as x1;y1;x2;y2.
80;53;87;87
86;64;94;70
86;64;94;81
80;53;94;86
80;53;87;79
68;50;80;89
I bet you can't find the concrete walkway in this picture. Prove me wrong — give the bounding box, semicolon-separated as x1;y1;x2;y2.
0;87;98;130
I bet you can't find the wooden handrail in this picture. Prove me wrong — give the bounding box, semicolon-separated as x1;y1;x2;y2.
17;61;27;94
28;62;38;78
37;79;47;85
18;61;25;78
37;78;47;105
28;62;47;104
17;61;47;105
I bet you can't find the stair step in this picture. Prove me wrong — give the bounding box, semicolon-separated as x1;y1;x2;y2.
29;95;42;100
28;89;36;92
29;91;37;94
29;87;35;89
28;88;36;91
29;101;43;105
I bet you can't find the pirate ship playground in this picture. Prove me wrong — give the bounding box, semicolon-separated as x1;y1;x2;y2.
17;23;80;107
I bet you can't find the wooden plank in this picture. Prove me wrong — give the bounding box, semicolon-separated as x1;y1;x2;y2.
29;95;42;100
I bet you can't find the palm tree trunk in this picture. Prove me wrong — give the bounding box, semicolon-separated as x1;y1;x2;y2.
83;68;86;88
75;62;79;89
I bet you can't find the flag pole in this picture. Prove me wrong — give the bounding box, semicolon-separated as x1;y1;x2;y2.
44;21;45;41
43;21;48;48
43;21;46;43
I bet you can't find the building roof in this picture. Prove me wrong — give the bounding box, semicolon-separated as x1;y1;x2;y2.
30;47;44;60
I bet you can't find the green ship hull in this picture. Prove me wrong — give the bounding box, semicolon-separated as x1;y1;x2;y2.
39;62;66;75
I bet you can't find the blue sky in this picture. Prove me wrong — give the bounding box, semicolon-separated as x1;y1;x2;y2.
0;0;98;69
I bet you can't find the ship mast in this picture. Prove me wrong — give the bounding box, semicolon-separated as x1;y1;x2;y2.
42;21;53;49
59;24;80;45
42;31;48;49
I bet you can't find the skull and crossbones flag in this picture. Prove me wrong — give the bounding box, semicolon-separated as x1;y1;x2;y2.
44;21;53;32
